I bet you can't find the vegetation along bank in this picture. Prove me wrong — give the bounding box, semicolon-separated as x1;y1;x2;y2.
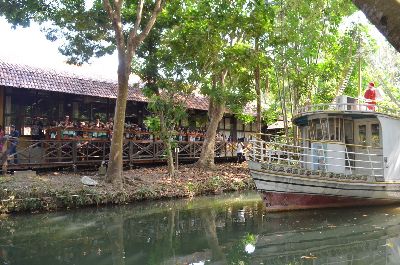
0;163;254;214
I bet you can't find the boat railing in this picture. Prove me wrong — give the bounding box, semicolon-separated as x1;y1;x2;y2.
294;102;400;118
248;138;384;178
253;133;380;149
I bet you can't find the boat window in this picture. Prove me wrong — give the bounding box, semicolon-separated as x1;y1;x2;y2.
328;118;343;142
371;124;380;147
344;120;353;143
358;125;367;146
316;122;324;139
309;117;345;142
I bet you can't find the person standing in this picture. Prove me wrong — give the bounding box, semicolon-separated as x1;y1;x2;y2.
8;125;20;164
31;119;40;141
363;82;382;110
59;115;73;128
236;140;245;163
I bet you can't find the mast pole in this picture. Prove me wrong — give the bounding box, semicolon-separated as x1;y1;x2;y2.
358;29;362;98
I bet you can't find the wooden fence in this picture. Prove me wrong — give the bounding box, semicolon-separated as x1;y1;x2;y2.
2;139;239;170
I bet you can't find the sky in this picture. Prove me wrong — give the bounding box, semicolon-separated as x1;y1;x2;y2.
0;17;120;81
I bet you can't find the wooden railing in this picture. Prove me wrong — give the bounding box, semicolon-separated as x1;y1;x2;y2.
4;139;240;170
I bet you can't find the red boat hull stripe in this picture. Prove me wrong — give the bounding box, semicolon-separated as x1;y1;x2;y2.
262;191;398;211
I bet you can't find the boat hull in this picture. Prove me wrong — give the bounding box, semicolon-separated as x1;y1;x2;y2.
261;191;398;211
248;161;400;211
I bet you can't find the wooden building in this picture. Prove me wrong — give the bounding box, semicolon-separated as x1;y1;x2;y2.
0;61;256;140
0;61;256;169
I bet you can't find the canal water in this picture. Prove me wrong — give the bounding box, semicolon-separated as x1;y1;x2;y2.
1;191;400;265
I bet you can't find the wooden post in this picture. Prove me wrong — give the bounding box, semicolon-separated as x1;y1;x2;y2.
175;147;179;170
260;141;265;162
57;135;62;162
129;140;133;169
152;135;156;159
72;140;77;166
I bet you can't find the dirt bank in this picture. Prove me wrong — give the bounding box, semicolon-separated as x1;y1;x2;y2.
0;162;255;214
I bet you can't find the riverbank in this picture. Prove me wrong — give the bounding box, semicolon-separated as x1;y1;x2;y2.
0;162;255;214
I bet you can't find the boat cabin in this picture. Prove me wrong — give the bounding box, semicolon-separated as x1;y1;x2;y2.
292;95;400;181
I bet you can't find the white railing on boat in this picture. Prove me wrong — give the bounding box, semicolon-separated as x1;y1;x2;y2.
248;137;384;180
294;102;400;118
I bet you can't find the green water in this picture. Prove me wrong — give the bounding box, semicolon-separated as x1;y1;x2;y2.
1;191;400;265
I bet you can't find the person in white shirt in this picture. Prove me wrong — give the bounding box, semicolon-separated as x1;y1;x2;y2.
236;140;245;163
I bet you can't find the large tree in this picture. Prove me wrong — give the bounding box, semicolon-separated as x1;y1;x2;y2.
135;5;191;177
265;0;357;136
0;0;165;187
163;0;257;168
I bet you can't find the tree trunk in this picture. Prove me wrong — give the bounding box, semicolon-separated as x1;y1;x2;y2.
196;97;225;169
160;110;175;176
102;0;163;188
106;61;130;188
164;139;174;176
352;0;400;53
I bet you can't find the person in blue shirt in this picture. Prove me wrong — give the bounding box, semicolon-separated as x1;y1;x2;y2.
8;125;20;164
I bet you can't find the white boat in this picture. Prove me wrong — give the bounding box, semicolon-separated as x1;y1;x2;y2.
248;96;400;211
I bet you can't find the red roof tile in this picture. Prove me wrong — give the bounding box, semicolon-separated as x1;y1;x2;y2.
0;61;117;99
0;61;255;114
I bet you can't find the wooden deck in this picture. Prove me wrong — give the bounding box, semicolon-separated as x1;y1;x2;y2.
4;139;239;170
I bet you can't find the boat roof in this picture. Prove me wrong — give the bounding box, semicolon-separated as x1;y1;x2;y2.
293;102;400;126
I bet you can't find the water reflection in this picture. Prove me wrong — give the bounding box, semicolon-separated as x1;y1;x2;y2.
1;192;400;264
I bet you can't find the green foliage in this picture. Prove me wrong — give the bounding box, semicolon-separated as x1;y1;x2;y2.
236;113;255;125
160;0;265;112
185;181;198;196
1;0;385;139
202;175;224;193
262;104;280;126
134;186;157;199
0;0;166;65
263;0;359;130
144;116;161;134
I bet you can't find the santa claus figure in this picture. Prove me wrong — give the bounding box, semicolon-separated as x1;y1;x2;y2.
364;82;382;110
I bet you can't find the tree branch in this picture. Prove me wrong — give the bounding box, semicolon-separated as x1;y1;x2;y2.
126;0;144;63
127;0;164;58
132;0;144;38
103;0;127;66
102;0;113;19
137;0;164;43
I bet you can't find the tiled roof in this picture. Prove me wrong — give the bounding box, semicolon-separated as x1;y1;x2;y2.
0;60;210;111
184;94;209;111
0;61;258;114
0;61;117;99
